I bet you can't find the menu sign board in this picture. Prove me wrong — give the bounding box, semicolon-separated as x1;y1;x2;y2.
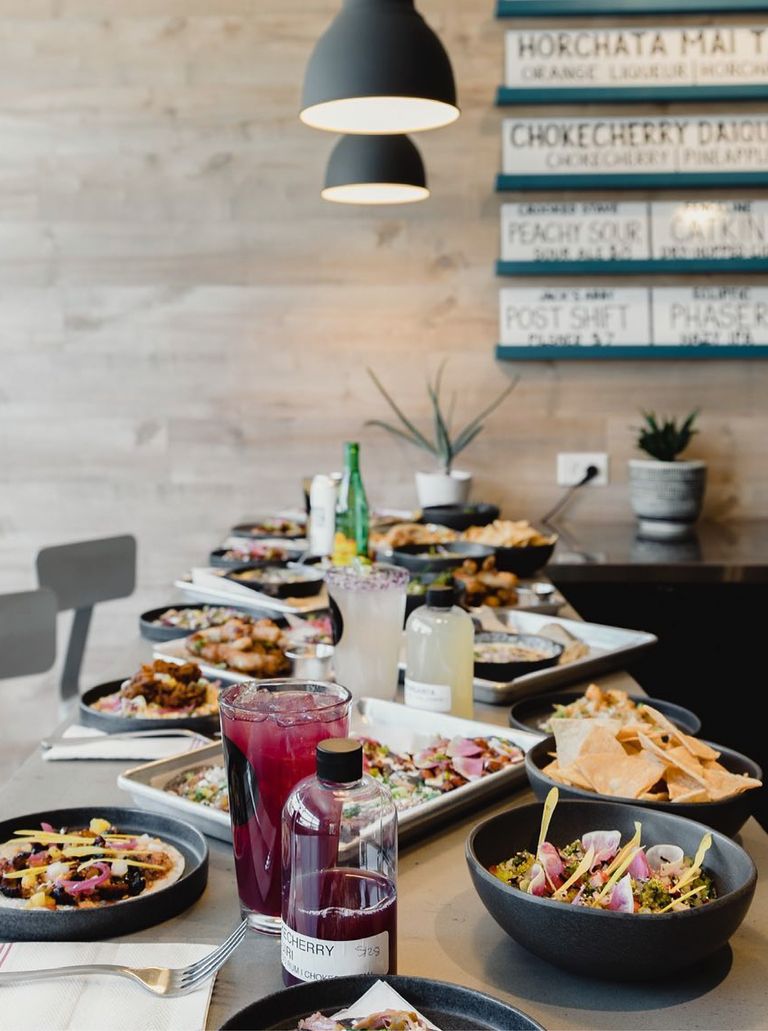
501;26;768;101
498;286;768;357
498;201;768;271
499;115;768;189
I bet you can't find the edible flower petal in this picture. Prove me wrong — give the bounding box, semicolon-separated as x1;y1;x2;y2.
527;863;547;896
452;756;484;781
608;873;634;913
446;737;482;759
582;830;621;868
412;749;440;770
537;841;564;887
628;848;651;882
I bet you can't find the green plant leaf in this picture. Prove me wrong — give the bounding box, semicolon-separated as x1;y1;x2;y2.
366;368;435;453
364;419;437;456
450;422;485;458
427;378;453;471
452;377;519;453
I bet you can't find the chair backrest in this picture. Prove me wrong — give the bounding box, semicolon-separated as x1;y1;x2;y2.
0;588;57;679
37;535;137;700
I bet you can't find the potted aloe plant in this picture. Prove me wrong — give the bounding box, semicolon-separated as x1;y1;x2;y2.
629;410;706;539
366;364;518;507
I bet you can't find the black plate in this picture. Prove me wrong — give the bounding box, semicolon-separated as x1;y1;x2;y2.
392;541;495;573
526;735;763;837
0;806;208;941
221;974;544;1030
224;564;325;599
231;521;306;540
420;503;500;531
80;679;220;735
474;631;563;682
210;551;278;570
509;690;702;737
139;604;256;642
467;800;756;980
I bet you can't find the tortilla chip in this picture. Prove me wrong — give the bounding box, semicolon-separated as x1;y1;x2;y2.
641;705;719;761
700;764;763;801
576;752;666;799
672;787;710;803
552;718;622;769
555;763;596;791
638;790;670;802
637;733;711;788
666;765;710;801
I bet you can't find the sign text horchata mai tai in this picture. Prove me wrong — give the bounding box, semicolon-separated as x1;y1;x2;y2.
503;25;768;98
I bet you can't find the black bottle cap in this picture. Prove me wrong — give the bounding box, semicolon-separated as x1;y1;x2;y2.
317;738;363;782
426;580;455;608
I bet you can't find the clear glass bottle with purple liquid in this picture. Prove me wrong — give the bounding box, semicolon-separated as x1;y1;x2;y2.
281;738;398;985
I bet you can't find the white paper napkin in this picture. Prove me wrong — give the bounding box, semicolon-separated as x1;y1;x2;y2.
43;725;212;762
332;980;440;1030
0;941;215;1031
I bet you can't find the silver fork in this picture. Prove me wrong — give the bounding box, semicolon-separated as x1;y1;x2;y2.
0;919;247;997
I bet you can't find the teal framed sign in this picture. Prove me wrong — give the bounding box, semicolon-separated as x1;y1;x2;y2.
498;115;768;191
497;0;768;15
499;25;768;105
498;201;768;276
497;286;768;359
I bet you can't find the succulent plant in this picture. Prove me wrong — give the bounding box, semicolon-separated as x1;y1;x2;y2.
635;410;699;462
366;363;518;474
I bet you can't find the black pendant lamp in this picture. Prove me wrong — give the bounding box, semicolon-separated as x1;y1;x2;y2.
301;0;459;135
322;134;429;204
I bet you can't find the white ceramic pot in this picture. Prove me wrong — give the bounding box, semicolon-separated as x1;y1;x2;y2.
628;459;707;540
415;469;472;508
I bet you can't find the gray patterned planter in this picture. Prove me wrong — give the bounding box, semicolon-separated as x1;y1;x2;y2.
628;458;707;540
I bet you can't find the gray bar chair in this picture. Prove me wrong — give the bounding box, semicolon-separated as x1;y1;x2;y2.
36;535;137;702
0;588;57;679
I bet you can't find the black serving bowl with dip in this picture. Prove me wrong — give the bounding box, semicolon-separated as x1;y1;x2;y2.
392;541;495;574
474;631;563;682
224;563;324;599
509;690;701;737
493;537;558;577
525;736;763;838
466;800;757;980
420;503;500;532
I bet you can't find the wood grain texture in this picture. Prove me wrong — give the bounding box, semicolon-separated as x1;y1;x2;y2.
1;0;767;617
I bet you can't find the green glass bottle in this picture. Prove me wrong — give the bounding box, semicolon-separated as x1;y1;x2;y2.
333;442;370;565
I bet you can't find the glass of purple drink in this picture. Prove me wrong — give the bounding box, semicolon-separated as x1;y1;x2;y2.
219;679;352;933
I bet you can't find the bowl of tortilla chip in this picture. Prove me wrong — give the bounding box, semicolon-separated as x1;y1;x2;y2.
466;799;757;979
524;709;762;837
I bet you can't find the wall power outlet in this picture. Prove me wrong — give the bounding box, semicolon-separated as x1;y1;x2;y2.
556;452;609;486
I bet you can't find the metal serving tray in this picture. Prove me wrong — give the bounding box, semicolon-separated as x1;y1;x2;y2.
469;610;657;704
117;700;540;846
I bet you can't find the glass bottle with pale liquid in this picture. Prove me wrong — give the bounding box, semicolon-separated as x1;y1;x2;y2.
404;582;474;718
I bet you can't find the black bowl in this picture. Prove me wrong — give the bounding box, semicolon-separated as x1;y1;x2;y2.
466;799;757;980
494;538;557;577
80;679;220;735
420;503;500;532
138;603;253;642
224;563;324;599
474;631;563;682
509;690;702;737
526;736;763;837
392;541;495;573
0;806;208;941
222;974;544;1030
